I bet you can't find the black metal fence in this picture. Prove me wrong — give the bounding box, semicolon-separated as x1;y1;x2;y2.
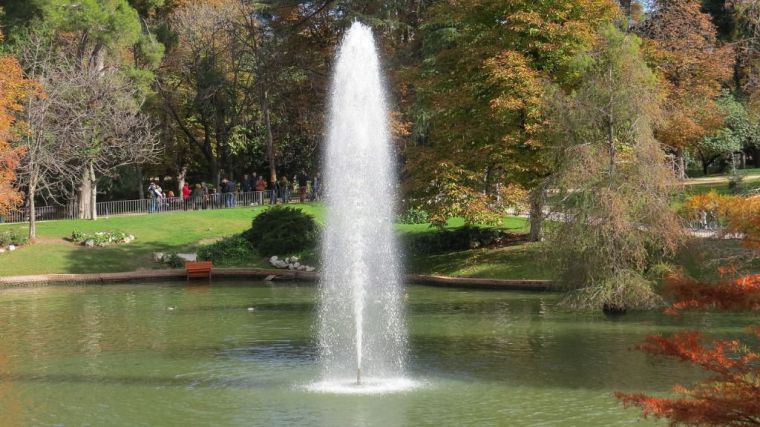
0;191;316;224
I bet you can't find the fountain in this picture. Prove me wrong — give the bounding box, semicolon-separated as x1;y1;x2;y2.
309;22;411;394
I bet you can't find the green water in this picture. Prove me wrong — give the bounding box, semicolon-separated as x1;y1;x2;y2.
0;282;755;426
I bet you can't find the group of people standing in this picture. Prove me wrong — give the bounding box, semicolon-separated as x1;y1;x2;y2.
147;171;321;213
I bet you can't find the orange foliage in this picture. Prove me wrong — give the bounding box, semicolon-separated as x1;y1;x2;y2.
682;192;760;247
618;194;760;425
0;33;35;215
663;273;760;314
637;0;734;151
616;328;760;426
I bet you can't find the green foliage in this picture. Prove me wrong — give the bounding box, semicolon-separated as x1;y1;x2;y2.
42;0;141;50
247;206;319;256
545;25;682;312
162;251;185;269
0;229;28;246
70;230;133;246
404;226;521;256
398;207;429;224
404;0;620;226
197;235;254;265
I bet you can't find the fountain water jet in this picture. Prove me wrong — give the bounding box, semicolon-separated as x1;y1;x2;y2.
309;22;411;394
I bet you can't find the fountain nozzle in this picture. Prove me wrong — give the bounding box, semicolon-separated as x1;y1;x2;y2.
356;368;362;385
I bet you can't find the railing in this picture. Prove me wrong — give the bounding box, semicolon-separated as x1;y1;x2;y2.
0;190;319;225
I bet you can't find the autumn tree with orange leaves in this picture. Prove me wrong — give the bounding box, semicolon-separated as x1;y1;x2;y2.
0;31;35;216
636;0;735;179
616;196;760;426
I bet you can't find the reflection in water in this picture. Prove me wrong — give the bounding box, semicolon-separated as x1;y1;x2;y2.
0;283;754;426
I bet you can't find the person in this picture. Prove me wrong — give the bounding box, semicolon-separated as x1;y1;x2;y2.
699;210;708;230
166;190;176;210
148;181;163;213
311;172;320;201
209;187;218;209
269;178;279;204
220;179;229;208
280;175;290;204
298;172;308;203
242;174;252;193
255;175;266;205
228;178;237;207
191;183;203;210
182;182;191;211
201;182;209;209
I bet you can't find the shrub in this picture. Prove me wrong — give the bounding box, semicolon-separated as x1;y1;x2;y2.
398;207;429;224
71;230;133;246
163;252;185;268
197;235;254;265
404;226;522;256
0;230;27;247
247;206;319;256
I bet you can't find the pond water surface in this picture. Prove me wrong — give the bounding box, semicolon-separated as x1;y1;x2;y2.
0;282;755;426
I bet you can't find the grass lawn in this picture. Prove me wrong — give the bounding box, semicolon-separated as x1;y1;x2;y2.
0;204;539;279
407;242;551;280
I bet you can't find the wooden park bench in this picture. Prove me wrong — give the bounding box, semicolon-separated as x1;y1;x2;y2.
186;261;213;281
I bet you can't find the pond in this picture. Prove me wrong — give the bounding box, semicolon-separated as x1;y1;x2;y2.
0;282;753;426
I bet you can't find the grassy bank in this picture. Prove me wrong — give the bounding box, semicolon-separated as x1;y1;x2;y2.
0;205;537;278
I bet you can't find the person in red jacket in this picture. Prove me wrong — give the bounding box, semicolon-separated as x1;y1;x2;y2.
182;182;191;211
255;176;266;205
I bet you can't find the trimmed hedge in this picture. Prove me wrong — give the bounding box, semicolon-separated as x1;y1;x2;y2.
197;235;254;265
246;206;319;256
404;226;524;255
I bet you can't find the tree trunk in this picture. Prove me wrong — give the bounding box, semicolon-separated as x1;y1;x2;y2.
528;187;545;242
78;166;91;219
27;181;37;241
262;88;277;183
89;163;97;220
675;148;686;180
78;162;97;220
177;165;188;194
137;166;145;200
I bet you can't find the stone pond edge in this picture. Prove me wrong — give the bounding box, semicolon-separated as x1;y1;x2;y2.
0;269;552;291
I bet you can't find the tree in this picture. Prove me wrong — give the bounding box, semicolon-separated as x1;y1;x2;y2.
616;194;760;425
545;24;682;312
402;0;620;234
158;0;256;187
35;0;162;219
0;31;36;217
636;0;734;179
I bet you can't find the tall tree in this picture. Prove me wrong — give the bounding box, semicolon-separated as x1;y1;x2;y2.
401;0;620;236
617;195;760;425
0;31;34;216
545;25;682;312
34;0;162;218
636;0;734;178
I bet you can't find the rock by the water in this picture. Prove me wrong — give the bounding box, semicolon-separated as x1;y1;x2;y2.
84;240;95;248
305;266;315;272
153;252;165;262
8;245;16;251
177;253;197;262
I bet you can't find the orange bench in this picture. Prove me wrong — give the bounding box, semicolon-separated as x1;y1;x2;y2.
186;261;213;280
